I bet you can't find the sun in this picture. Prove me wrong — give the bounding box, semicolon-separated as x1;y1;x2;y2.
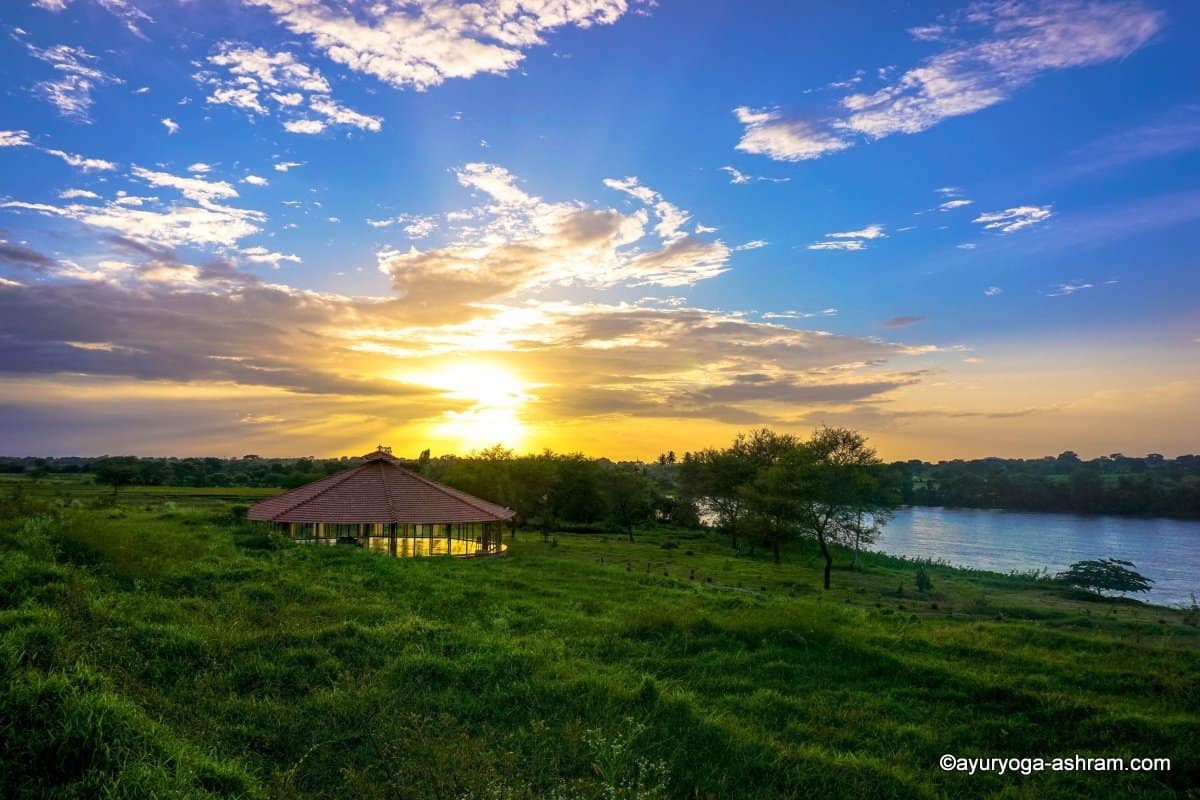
403;362;534;451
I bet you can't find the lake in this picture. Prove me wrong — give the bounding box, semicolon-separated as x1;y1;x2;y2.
874;506;1200;608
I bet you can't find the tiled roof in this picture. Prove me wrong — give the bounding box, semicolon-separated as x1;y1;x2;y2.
247;449;514;524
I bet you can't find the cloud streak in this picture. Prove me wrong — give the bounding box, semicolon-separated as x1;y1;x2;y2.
734;1;1162;161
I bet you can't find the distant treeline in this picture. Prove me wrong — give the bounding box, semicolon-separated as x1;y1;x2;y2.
3;446;1199;520
893;452;1200;518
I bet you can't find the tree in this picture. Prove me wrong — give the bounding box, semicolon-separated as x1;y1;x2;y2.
744;427;895;586
741;458;804;563
509;452;560;541
684;429;797;552
1055;558;1153;597
91;456;142;502
604;467;655;541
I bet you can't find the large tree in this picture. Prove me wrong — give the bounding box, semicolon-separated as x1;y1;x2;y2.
604;466;656;541
683;428;796;552
91;456;142;502
744;427;895;586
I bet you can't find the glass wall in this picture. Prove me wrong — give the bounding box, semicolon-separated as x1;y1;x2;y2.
278;521;506;557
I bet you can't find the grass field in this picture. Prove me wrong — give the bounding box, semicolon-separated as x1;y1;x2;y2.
1;477;1197;799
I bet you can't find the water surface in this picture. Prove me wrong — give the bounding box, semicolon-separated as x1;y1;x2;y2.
874;507;1200;607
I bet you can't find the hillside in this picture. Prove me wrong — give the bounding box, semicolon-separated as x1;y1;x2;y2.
2;482;1198;799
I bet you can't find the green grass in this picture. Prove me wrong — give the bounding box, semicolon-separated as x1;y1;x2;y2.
1;478;1197;799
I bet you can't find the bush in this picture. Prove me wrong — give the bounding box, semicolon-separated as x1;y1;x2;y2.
915;565;933;594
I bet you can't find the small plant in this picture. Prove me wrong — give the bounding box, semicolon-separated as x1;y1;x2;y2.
582;717;669;800
915;565;933;594
659;539;678;550
1185;592;1199;628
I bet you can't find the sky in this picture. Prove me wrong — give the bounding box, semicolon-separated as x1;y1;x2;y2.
0;0;1197;461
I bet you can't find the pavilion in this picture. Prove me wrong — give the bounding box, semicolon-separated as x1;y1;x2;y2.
247;446;513;557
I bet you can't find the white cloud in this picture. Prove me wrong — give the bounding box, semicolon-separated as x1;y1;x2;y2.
734;240;768;251
270;91;304;106
308;96;381;132
719;165;790;185
732;106;850;161
44;148;117;172
1047;281;1093;296
808;240;866;251
131;166;237;203
957;243;978;250
604;176;693;241
241;246;301;268
827;224;886;240
242;174;269;186
808;224;885;251
735;1;1163;161
366;214;438;238
985;285;1002;296
26;43;122;122
2;195;264;248
283;119;326;134
721;165;752;185
161;117;180;134
274;161;304;172
187;162;212;174
973;204;1053;233
403;216;436;239
134;86;150;94
0;130;32;147
58;188;100;199
376;162;730;307
33;0;153;37
114;194;157;207
244;0;640;91
939;199;973;210
200;43;381;134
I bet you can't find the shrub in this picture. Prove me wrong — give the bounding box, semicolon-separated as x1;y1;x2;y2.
915;565;933;593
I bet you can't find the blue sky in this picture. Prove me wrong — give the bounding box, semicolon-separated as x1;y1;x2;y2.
0;0;1198;459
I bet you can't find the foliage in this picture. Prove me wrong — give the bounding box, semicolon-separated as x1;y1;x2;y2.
742;427;897;587
915;565;933;594
892;452;1200;519
90;455;142;500
603;467;656;542
1055;558;1154;596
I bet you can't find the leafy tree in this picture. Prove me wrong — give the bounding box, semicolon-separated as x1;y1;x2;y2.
509;452;560;541
745;427;894;586
683;429;796;552
91;456;142;501
1055;558;1154;596
604;467;655;541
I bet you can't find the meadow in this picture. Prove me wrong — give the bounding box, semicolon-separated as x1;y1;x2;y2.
1;476;1198;799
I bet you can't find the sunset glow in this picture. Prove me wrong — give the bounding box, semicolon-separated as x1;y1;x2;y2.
409;363;533;451
0;1;1197;460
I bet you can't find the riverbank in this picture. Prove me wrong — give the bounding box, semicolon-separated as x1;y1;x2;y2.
877;506;1200;607
2;485;1197;798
